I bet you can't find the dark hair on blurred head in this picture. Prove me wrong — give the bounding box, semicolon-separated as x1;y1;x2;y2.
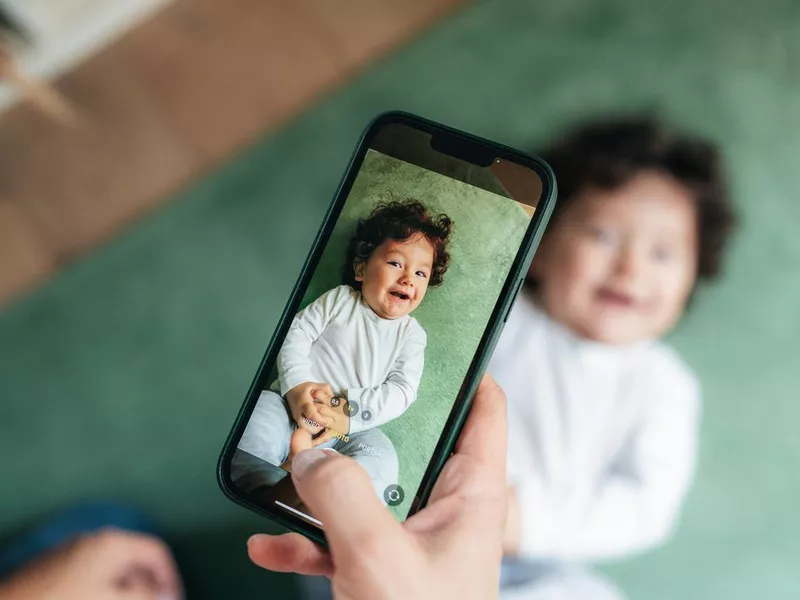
343;199;453;289
539;115;737;283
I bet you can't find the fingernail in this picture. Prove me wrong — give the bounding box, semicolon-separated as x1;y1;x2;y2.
291;448;331;480
248;534;268;548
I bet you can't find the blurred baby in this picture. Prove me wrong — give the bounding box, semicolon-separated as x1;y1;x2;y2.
491;116;737;599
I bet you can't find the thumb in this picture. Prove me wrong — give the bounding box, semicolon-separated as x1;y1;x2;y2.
291;449;403;561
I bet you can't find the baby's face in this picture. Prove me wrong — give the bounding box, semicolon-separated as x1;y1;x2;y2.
533;171;698;344
356;235;434;320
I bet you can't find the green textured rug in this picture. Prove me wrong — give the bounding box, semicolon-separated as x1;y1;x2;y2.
2;0;799;598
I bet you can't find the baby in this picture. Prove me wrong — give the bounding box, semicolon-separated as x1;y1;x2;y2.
491;117;736;598
238;199;452;499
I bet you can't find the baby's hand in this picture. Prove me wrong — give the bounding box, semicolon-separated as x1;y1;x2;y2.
317;397;351;435
286;382;334;432
311;388;334;404
282;429;315;472
296;401;328;434
310;428;337;448
289;428;313;456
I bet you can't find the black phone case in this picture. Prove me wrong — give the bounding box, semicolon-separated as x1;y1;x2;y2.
217;111;557;546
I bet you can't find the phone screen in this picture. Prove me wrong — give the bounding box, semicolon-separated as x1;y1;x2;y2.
223;116;550;529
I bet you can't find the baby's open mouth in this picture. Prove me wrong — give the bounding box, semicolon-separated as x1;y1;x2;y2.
596;288;637;307
390;291;410;301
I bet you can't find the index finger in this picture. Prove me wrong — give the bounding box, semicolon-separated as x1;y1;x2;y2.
454;374;507;470
305;402;330;425
312;384;334;400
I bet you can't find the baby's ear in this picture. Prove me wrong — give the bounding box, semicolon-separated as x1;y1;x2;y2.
353;260;366;281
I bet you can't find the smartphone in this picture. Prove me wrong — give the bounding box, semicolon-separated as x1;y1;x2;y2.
217;111;556;544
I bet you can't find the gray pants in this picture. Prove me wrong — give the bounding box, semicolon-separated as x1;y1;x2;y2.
237;390;399;502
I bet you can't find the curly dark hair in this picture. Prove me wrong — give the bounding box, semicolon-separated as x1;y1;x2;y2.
343;199;453;289
539;115;737;285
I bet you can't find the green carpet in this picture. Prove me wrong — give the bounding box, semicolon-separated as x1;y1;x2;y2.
2;0;799;598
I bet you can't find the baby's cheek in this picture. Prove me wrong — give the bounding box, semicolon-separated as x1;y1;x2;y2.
417;283;430;302
572;243;612;279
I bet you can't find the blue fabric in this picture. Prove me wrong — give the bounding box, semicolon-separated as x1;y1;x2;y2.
0;501;161;579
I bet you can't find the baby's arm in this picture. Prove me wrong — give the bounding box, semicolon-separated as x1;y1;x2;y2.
278;287;349;432
344;324;426;434
278;287;344;397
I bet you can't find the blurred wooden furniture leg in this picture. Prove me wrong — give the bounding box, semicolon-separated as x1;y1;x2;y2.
0;43;79;125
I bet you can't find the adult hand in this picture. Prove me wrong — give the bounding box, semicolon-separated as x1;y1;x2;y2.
0;529;182;600
248;374;508;600
503;486;522;555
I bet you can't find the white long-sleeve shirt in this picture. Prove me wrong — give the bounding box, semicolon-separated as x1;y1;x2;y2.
490;290;700;563
277;285;427;434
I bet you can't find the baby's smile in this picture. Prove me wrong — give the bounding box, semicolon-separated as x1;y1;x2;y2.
594;286;640;309
389;289;411;301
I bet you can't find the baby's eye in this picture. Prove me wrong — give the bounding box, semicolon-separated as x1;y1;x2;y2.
652;246;674;262
587;225;618;245
387;260;402;268
416;270;428;278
